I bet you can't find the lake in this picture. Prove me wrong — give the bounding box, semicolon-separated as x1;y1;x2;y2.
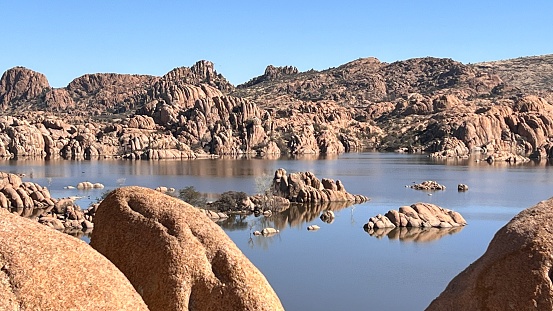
2;152;552;310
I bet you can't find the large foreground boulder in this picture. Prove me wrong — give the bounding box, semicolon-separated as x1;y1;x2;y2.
90;186;284;311
426;197;553;310
0;208;148;310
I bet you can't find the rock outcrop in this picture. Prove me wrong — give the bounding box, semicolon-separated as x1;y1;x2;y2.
271;168;369;203
409;180;446;191
0;171;96;235
0;208;148;310
239;65;299;88
427;197;553;310
364;203;467;233
90;186;284;311
66;73;158;115
0;66;50;110
2;55;553;159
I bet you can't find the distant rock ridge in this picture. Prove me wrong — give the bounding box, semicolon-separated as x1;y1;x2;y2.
1;54;553;159
160;60;234;93
238;64;299;88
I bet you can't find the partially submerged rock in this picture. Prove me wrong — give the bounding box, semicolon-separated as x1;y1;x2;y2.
427;197;553;310
0;172;94;235
485;151;530;164
320;210;335;223
249;194;291;212
271;168;369;203
410;180;446;190
91;186;284;311
0;208;148;310
199;208;229;221
307;225;320;231
261;227;280;236
457;183;469;191
364;203;466;233
76;181;104;189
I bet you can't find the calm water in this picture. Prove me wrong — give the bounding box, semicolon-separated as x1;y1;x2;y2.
2;152;553;310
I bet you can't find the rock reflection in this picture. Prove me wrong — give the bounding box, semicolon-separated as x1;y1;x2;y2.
365;226;464;242
218;201;354;235
64;228;92;240
215;214;251;231
272;201;353;230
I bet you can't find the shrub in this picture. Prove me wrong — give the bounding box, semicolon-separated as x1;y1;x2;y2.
178;186;207;207
213;191;248;212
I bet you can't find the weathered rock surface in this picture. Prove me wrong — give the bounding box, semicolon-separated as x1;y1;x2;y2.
90;186;284;311
0;66;50;110
239;65;299;88
271;168;369;203
410;180;446;191
427;197;553;311
249;194;291;212
2;55;553;159
66;72;158;115
0;171;96;235
0;208;148;310
364;203;466;233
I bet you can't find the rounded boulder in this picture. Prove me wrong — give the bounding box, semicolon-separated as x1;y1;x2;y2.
90;186;284;311
0;208;148;311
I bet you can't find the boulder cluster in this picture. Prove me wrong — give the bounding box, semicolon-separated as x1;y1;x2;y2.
409;180;446;190
364;203;467;233
0;172;94;234
271;168;369;203
2;55;553;160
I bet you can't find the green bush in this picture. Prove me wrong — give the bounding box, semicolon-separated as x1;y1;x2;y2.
178;186;207;207
213;191;248;212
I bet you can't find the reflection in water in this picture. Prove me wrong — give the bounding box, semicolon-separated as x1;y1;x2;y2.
218;201;354;232
365;226;464;242
216;214;250;231
272;201;353;230
64;228;92;240
218;201;356;249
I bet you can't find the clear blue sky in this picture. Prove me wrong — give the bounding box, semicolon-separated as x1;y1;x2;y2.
1;1;552;88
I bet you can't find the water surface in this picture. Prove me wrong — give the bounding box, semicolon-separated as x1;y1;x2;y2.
2;153;552;310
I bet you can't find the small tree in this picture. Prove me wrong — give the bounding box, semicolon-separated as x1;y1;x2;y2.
254;172;275;211
213;191;248;212
178;186;207;207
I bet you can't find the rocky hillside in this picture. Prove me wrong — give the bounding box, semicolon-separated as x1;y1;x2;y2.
474;54;553;98
0;54;552;160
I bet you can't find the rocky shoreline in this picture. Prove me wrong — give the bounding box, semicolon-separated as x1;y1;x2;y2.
0;169;369;238
0;169;370;310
